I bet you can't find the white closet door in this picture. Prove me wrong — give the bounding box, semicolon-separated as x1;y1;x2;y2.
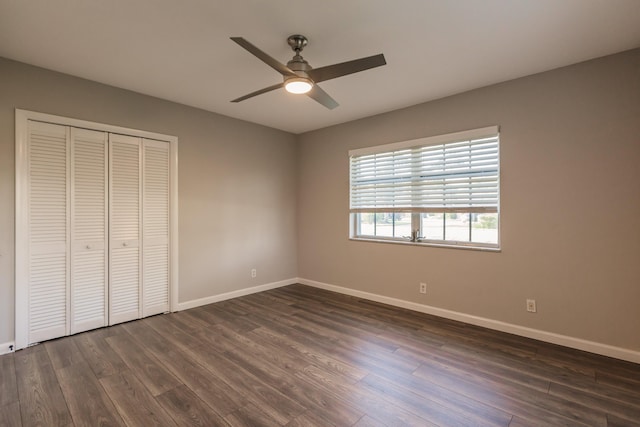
70;128;108;334
27;121;70;344
109;134;142;325
15;110;177;350
142;139;170;316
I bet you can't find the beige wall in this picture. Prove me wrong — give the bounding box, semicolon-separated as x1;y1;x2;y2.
2;49;639;355
297;49;640;352
0;57;298;345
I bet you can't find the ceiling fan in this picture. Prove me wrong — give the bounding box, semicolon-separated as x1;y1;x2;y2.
230;34;386;109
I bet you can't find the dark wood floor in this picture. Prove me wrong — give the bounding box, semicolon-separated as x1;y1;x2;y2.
1;284;639;426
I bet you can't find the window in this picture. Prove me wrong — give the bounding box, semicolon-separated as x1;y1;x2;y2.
349;126;500;249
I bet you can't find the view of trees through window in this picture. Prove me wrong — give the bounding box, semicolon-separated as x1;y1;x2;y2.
356;212;498;244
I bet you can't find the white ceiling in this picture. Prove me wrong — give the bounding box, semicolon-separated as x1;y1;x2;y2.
1;1;639;134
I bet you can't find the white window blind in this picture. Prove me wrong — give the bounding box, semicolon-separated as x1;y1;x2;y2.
350;126;499;213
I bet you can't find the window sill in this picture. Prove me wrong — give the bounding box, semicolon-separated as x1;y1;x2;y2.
349;237;501;253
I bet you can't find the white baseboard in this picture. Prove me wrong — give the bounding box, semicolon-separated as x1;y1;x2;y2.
0;341;15;355
298;278;640;365
177;278;297;311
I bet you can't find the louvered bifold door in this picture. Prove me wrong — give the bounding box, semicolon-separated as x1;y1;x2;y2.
70;128;108;334
27;121;70;344
142;139;170;316
109;134;142;325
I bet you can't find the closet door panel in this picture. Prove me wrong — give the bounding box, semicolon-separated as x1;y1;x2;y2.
16;110;177;350
70;128;108;334
109;134;141;325
27;121;69;344
142;139;170;316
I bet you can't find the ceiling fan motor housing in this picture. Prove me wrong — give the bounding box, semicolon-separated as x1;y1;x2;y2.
287;57;312;76
285;36;313;90
286;35;313;83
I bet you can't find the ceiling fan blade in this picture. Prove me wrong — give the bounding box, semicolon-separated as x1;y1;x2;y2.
306;85;339;109
230;37;297;77
308;54;386;83
231;83;284;103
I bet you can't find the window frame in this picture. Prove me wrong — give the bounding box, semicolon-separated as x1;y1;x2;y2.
349;126;500;251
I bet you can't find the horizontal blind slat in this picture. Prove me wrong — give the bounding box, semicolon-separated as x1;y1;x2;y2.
350;131;499;211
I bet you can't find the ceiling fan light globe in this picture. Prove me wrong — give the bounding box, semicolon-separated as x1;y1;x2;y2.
285;78;313;94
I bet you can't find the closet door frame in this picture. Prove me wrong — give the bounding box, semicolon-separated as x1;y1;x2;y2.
15;109;179;350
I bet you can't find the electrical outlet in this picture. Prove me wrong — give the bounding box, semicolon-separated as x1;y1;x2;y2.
419;282;427;294
526;299;537;313
251;268;257;278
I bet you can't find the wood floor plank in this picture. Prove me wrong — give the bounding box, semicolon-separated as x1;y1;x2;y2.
360;373;503;427
549;381;640;423
427;337;598;392
217;313;262;334
421;321;541;358
251;323;368;383
14;346;73;427
223;346;364;425
269;286;314;303
249;315;366;381
185;305;229;326
333;341;420;377
363;364;514;426
169;309;216;331
352;414;389;427
597;370;640;394
99;370;178;426
142;314;201;349
413;360;607;426
242;291;301;315
285;409;340;427
595;360;640;385
72;328;128;379
0;402;22;427
186;344;306;425
224;403;282;427
537;342;640;381
329;304;447;350
4;284;639;426
45;336;85;371
121;320;248;416
507;415;559;427
244;329;314;372
394;345;551;393
190;325;242;355
292;311;398;353
442;341;607;397
0;354;18;407
267;314;419;378
292;310;401;353
297;364;437;427
215;299;252;316
55;360;125;426
213;322;311;372
606;413;640;427
105;333;181;396
156;385;231;426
